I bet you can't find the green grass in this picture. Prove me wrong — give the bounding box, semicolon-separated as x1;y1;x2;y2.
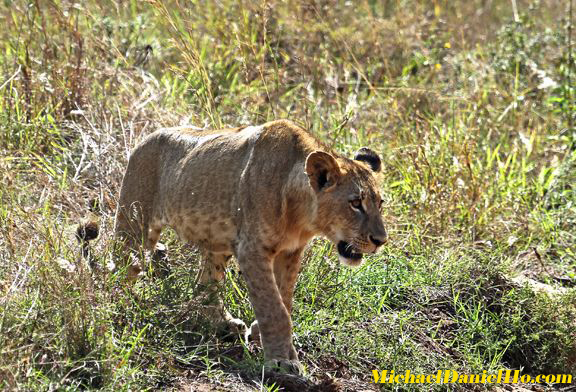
1;0;575;390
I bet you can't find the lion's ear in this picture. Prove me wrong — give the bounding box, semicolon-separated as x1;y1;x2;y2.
305;151;341;192
354;147;381;172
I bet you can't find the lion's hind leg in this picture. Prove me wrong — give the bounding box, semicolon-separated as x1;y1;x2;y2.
196;250;246;335
114;190;165;280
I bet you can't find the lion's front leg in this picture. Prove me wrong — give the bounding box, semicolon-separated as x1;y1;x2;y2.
237;245;303;375
197;251;246;335
247;248;303;358
274;248;303;315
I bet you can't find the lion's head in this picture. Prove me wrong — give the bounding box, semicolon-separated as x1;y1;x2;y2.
305;147;387;266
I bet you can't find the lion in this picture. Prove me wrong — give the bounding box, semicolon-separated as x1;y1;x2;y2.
112;119;387;375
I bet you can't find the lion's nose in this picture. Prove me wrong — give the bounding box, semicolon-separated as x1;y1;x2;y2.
369;233;386;247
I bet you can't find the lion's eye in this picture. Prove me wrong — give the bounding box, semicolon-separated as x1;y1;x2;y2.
350;199;363;210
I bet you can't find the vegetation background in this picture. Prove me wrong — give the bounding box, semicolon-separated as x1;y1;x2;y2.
0;0;575;391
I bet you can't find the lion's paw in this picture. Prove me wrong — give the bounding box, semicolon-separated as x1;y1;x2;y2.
245;320;261;346
265;358;304;376
225;317;247;335
215;317;247;339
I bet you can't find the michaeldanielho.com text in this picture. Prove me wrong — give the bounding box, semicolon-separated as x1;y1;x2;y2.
372;370;573;384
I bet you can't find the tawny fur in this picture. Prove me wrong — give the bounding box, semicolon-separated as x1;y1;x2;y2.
114;119;387;374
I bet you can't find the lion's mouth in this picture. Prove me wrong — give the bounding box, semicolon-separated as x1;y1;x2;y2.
337;241;363;261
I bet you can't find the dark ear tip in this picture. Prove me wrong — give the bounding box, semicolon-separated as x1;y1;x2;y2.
354;147;381;172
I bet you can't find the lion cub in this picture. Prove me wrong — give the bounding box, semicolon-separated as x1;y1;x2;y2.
114;119;387;374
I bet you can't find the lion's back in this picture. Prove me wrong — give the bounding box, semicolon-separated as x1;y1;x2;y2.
123;120;319;231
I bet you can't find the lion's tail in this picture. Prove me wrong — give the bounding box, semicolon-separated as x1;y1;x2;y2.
76;220;99;267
